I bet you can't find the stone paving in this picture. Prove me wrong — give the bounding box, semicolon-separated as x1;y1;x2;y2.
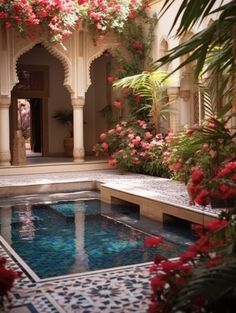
0;169;221;215
0;169;220;312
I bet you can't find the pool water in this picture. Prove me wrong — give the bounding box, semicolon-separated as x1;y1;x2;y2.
0;198;196;279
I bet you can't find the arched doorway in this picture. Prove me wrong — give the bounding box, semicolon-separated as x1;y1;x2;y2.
10;44;71;162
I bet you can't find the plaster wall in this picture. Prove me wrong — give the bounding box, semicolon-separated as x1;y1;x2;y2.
84;54;110;153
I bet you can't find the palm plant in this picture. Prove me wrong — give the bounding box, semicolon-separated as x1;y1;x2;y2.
156;0;236;112
53;110;73;137
113;70;171;129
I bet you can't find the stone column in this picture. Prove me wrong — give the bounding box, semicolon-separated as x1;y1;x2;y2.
179;89;191;127
0;96;11;166
167;87;180;133
72;97;85;162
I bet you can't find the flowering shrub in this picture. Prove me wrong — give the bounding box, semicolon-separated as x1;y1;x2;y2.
93;119;170;176
85;0;148;40
0;256;22;306
0;0;148;43
0;0;79;42
164;117;236;206
147;211;236;313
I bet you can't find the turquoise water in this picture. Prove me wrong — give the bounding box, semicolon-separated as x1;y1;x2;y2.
0;198;195;278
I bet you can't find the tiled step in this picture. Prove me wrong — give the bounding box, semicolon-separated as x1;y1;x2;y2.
0;160;109;176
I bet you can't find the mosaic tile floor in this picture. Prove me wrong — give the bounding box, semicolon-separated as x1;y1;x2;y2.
0;243;151;313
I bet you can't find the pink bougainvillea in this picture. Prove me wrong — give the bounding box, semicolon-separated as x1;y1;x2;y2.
0;0;148;43
93;119;169;174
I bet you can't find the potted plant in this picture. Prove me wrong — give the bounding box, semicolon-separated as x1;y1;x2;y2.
53;110;73;157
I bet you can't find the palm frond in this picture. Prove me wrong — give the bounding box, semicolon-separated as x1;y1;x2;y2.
174;259;236;312
113;70;171;129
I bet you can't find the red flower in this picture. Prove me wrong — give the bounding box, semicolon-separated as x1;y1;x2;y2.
192;224;205;237
191;169;204;184
148;301;161;313
205;219;228;232
151;275;166;292
180;250;196;262
133;40;142;49
194;189;210;206
0;257;22;303
145;236;163;247
160;260;184;272
207;255;222;268
154;254;166;265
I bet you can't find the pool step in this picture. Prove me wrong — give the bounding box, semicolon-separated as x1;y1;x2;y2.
100;183;216;226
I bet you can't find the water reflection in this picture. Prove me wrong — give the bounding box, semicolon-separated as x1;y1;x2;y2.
18;205;36;241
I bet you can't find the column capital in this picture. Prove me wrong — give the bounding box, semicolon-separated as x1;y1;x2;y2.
0;96;10;108
71;97;85;108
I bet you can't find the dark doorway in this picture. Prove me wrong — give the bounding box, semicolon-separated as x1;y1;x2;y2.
30;99;42;153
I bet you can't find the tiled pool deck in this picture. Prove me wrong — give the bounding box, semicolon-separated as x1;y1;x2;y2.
0;169;220;312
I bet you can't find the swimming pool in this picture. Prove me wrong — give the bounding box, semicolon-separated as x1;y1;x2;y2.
0;193;196;279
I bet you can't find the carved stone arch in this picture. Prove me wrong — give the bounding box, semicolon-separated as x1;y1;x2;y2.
159;37;169;71
180;31;194;44
160;37;169;58
42;42;73;95
12;39;40;92
86;43;119;91
179;31;194;70
13;41;73;95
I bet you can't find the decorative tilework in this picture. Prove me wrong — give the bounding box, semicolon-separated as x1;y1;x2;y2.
41;265;151;313
0;243;152;313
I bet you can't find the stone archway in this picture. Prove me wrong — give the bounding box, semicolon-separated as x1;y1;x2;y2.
11;44;72;160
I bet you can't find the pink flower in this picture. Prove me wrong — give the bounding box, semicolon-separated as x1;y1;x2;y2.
113;99;121;109
108;158;118;167
100;133;106;140
145;131;153;139
107;76;116;83
101;142;109;150
170;162;182;172
108;129;115;135
209;149;217;158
